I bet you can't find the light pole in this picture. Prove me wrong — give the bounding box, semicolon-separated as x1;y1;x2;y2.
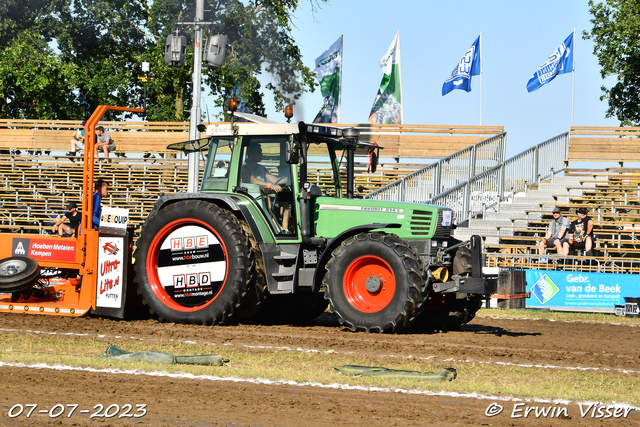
139;60;150;112
165;0;226;192
186;0;205;193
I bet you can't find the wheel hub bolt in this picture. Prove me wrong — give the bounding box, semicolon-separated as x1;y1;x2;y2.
365;276;381;292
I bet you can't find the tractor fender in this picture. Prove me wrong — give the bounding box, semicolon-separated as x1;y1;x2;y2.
312;223;401;292
144;193;264;243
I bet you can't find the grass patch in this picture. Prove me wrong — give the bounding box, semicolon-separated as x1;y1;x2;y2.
0;332;638;405
477;308;640;326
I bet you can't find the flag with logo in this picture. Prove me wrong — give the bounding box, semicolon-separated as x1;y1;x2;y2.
369;31;403;124
442;35;481;96
313;36;342;123
527;31;574;92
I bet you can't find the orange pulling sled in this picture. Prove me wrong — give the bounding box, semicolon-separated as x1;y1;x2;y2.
0;106;143;317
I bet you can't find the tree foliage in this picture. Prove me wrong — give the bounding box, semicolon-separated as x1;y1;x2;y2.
0;0;324;121
585;0;640;126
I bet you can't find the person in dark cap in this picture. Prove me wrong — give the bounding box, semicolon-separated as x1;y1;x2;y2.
52;201;81;237
538;206;570;259
568;207;595;256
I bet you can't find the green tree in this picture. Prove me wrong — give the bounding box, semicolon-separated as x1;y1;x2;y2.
0;0;324;121
585;0;640;126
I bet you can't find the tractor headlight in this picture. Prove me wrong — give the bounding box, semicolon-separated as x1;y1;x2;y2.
442;210;452;227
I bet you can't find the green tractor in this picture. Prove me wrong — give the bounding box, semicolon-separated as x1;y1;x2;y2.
134;114;496;332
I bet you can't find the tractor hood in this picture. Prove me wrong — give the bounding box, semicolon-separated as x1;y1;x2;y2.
313;197;452;241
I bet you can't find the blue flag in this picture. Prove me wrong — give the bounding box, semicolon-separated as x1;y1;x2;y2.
527;32;574;92
442;36;481;96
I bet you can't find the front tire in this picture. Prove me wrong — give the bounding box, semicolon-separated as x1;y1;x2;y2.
134;200;251;325
323;233;424;333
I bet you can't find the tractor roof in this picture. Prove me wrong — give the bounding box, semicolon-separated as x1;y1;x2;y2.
168;113;381;153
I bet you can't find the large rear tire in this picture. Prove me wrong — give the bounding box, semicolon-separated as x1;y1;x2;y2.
323;233;424;333
224;220;268;324
134;200;251;325
0;257;40;293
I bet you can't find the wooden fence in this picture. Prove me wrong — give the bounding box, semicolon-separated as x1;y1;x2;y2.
569;126;640;164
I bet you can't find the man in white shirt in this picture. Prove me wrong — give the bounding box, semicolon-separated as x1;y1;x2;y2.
538;207;570;258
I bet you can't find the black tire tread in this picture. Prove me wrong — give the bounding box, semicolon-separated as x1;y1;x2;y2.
134;200;251;325
323;232;424;333
0;256;40;293
225;219;268;323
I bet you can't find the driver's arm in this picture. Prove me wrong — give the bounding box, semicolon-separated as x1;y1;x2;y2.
265;172;280;184
248;172;282;192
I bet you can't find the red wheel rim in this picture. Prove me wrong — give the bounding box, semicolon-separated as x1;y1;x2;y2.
343;255;396;313
146;218;228;312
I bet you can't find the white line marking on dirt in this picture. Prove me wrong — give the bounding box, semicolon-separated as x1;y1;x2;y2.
1;328;637;375
1;361;637;410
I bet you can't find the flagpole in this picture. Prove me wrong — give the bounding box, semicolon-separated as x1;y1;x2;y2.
480;32;483;126
338;34;343;123
571;28;575;127
397;30;404;124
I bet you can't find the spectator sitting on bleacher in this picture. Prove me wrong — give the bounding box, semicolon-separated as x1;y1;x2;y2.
68;119;86;160
52;202;80;237
568;207;595;256
538;207;570;259
95;126;116;162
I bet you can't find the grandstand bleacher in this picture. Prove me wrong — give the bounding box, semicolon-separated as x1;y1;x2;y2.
1;121;499;244
3;119;640;276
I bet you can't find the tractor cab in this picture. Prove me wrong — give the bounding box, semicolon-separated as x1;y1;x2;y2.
168;114;381;241
165;112;457;269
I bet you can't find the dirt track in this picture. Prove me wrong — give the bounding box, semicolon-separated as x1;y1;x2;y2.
1;312;639;426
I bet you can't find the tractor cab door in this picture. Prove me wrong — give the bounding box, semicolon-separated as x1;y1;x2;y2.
240;136;297;238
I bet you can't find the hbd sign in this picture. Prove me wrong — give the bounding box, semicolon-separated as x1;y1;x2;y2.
173;272;211;288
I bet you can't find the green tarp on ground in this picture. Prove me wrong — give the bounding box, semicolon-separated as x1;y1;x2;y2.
335;365;457;382
100;344;228;366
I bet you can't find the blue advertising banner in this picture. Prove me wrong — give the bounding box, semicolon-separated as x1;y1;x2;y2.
525;270;640;312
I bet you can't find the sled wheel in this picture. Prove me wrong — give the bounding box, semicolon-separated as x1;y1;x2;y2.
323;233;424;333
0;257;40;293
134;200;251;325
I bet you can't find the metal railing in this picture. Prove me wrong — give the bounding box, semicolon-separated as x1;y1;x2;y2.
428;132;569;223
485;253;640;274
365;132;507;203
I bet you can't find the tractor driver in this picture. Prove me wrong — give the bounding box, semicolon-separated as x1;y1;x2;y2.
242;143;291;231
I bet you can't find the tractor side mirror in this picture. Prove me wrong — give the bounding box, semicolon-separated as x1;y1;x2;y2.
286;139;299;164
